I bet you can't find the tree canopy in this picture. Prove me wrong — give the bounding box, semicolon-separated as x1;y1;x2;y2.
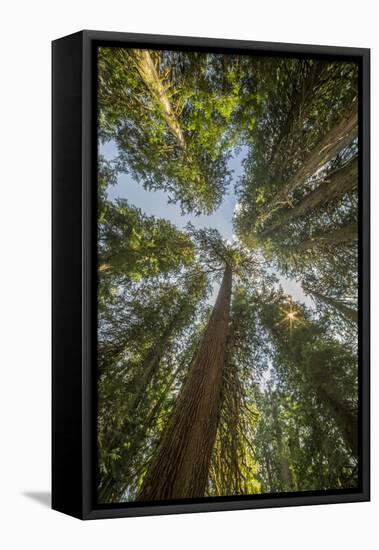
96;47;359;503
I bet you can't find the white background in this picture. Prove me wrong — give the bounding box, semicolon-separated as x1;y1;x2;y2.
0;1;377;548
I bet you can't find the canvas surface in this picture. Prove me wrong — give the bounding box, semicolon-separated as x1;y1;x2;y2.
95;46;359;504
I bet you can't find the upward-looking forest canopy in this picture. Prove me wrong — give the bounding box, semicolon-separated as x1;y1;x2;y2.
97;47;359;503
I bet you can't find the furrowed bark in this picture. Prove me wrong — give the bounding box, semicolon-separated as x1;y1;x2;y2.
260;157;358;236
99;354;188;503
257;104;358;227
296;223;358;252
138;265;233;501
98;297;198;503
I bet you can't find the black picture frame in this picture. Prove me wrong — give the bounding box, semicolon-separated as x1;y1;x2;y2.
52;30;370;520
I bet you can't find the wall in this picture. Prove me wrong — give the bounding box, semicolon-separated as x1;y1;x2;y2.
0;1;376;548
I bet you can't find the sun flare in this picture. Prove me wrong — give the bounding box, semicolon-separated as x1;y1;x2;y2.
278;302;304;333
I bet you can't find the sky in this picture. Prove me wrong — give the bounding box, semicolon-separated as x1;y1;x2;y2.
100;140;314;308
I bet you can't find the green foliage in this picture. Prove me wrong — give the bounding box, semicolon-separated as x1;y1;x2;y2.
98;198;194;308
98;269;210;501
235;59;358;229
254;292;358;491
96;49;359;503
208;287;267;496
234;57;358;339
98;47;233;214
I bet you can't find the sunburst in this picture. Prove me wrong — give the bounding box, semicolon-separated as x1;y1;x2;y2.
277;302;304;334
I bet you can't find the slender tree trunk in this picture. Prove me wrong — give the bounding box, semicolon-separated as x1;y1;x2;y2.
296;222;357;252
316;385;358;458
98;298;196;503
271;396;294;491
139;265;233;500
260;157;358;236
128;308;186;412
99;355;188;504
128;49;187;151
263;447;274;491
303;287;358;323
257;104;358;227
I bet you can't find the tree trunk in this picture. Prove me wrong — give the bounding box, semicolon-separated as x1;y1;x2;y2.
128;308;185;412
316;385;358;458
296;223;357;252
128;49;187;151
257;104;358;227
98;298;196;503
263;447;274;492
98;355;188;504
138;265;233;500
271;395;294;491
303;287;358;323
268;61;327;167
260;157;358;236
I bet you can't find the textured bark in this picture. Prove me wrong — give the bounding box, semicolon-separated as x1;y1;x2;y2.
98;357;186;504
98;299;195;503
304;287;358;323
296;223;357;252
139;265;233;500
260;157;358;236
257;104;358;227
129;49;187;151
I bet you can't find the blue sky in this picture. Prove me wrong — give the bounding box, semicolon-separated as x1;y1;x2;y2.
102;139;239;240
100;140;313;307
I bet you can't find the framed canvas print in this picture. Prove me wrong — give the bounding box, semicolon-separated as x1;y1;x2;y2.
52;30;370;519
